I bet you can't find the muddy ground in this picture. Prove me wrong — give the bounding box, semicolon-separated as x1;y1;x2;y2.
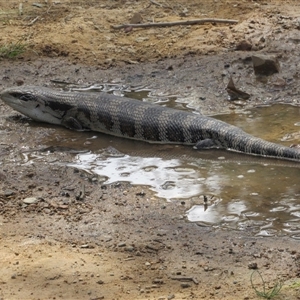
1;0;300;299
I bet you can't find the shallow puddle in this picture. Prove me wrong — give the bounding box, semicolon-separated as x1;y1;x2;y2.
21;87;300;238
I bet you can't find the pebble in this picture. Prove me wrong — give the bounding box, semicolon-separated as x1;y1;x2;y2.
0;172;6;181
235;40;252;51
152;279;164;284
23;197;38;204
4;190;15;196
130;12;142;24
248;262;258;269
252;54;280;76
15;79;24;86
125;246;134;252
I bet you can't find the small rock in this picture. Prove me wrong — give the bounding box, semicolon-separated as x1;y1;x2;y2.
152;279;164;284
235;40;252;51
272;77;286;87
32;3;43;8
130;12;142;24
23;197;38;204
253;253;262;258
252;55;280;76
15;79;24;86
181;283;191;288
0;172;6;181
124;26;133;33
248;262;258;269
125;246;134;252
4;189;14;197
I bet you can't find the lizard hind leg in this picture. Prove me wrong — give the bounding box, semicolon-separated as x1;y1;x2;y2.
194;139;221;150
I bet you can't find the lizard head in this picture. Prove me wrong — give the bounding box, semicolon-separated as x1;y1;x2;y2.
0;86;66;125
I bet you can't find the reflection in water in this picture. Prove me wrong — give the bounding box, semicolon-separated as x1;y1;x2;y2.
67;152;213;199
65;149;300;238
187;200;246;225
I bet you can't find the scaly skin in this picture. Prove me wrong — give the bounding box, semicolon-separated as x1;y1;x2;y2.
1;85;299;162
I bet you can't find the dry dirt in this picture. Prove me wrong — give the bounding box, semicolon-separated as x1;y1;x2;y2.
1;0;300;299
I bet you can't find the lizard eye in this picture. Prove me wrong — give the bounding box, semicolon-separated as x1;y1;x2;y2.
10;92;35;102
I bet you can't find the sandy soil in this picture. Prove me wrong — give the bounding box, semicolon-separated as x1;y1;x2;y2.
1;0;300;299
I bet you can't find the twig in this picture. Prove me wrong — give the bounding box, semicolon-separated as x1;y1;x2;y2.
28;16;39;26
150;0;163;6
111;18;238;30
150;0;171;8
46;4;53;14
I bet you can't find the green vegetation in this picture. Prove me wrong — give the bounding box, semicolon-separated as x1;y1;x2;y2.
250;270;283;299
0;40;27;59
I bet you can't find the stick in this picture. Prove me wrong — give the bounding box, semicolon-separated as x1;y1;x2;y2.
111;18;238;30
149;0;171;9
28;16;39;26
150;0;162;6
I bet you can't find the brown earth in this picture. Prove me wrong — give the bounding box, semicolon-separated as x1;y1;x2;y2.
1;1;300;300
